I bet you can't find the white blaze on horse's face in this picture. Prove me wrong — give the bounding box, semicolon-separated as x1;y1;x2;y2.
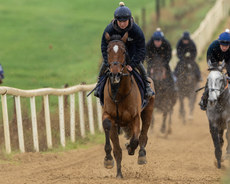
208;71;223;102
113;45;119;53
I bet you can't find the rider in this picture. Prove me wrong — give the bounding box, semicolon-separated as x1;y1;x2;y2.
0;64;4;84
199;30;230;111
146;28;173;82
174;31;201;81
94;2;154;99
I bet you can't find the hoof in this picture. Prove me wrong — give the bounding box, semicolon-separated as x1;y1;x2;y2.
223;154;230;161
138;155;147;165
168;128;172;135
104;157;114;169
125;143;135;156
214;160;221;169
188;115;194;120
160;127;166;134
116;173;123;179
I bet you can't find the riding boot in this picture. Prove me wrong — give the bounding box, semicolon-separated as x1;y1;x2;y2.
136;63;154;99
94;63;108;97
199;82;208;111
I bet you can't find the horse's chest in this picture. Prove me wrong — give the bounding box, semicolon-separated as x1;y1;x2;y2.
106;104;137;122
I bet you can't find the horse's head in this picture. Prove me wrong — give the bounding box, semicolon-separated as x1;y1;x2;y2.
148;57;167;81
105;32;128;84
207;69;228;105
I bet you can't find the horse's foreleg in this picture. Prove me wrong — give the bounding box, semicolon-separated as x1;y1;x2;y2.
188;93;197;120
209;122;222;168
110;125;123;178
168;111;172;134
126;115;140;156
103;118;114;169
138;107;153;165
161;111;167;133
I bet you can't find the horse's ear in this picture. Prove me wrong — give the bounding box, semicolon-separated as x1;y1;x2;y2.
121;32;128;43
217;60;225;71
105;32;110;42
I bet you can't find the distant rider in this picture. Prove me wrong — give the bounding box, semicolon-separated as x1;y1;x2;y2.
174;31;201;82
199;30;230;111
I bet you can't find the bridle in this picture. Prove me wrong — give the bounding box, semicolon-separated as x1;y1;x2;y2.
107;38;133;123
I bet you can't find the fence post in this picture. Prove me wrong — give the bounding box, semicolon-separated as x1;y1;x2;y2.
141;8;146;34
1;94;11;154
156;0;160;23
87;94;95;135
96;98;103;132
15;96;25;153
58;95;65;147
30;96;39;152
70;94;75;142
78;91;85;137
43;95;52;149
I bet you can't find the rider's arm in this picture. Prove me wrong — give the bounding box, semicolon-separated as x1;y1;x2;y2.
165;40;172;64
176;40;183;60
190;41;197;60
207;40;220;65
130;25;146;68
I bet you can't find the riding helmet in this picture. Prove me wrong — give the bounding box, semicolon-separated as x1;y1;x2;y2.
182;31;190;40
114;2;132;21
218;31;230;46
152;29;164;41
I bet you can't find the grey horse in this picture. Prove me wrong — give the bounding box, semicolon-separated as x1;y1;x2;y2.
206;62;230;168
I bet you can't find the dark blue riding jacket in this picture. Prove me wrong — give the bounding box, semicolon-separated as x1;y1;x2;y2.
207;40;230;75
101;18;146;68
146;37;172;66
176;38;197;61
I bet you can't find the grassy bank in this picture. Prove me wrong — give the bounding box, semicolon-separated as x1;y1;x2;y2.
0;0;215;89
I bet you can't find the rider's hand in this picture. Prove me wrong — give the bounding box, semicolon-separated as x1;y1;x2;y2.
126;65;133;71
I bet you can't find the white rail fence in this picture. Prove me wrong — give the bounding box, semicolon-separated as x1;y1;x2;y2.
0;84;102;153
170;0;230;68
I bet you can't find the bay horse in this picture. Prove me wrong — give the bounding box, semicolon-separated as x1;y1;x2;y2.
206;62;230;168
174;57;200;123
147;57;177;134
102;32;155;178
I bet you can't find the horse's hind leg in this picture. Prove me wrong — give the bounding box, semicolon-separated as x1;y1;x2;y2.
110;125;123;178
138;100;154;165
225;121;230;160
209;122;222;168
103;118;114;169
126;115;140;156
179;96;186;124
161;111;167;133
188;92;197;120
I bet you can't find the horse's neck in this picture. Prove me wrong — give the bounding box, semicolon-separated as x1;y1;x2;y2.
218;87;230;107
118;72;132;94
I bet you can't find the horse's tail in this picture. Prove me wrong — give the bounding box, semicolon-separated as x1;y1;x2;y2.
121;126;132;139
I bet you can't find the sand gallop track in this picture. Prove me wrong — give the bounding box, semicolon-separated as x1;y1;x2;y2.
0;78;228;184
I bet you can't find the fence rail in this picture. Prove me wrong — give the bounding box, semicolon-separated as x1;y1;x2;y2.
0;84;103;154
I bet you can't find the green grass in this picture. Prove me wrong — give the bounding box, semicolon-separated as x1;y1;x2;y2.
0;0;216;90
0;0;156;89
